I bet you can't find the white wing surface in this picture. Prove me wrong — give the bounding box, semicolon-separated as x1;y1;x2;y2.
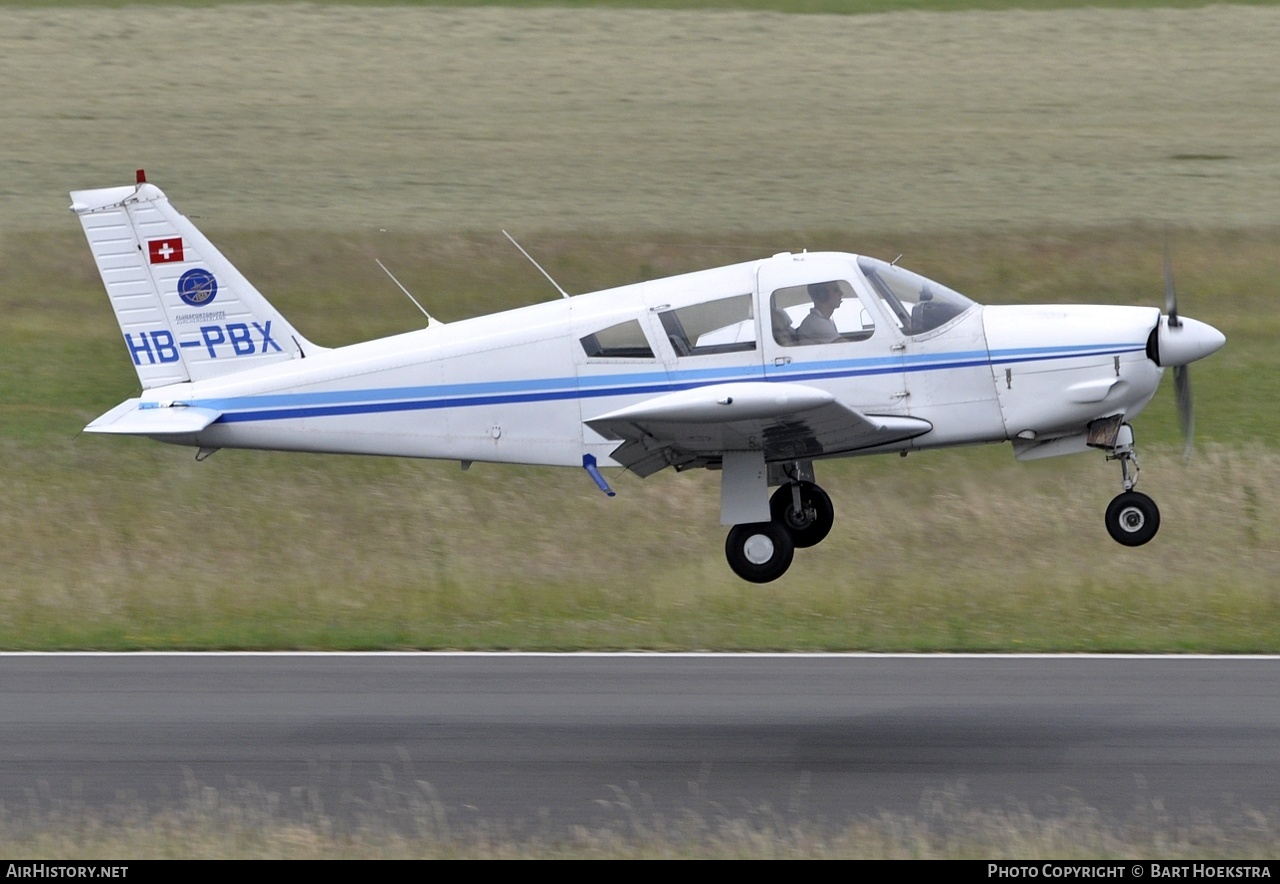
585;382;932;476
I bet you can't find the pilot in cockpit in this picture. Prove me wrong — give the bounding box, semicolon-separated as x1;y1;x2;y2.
796;281;844;344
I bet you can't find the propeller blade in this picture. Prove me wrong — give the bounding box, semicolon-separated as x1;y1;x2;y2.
1164;236;1198;459
1174;364;1194;460
1163;233;1181;328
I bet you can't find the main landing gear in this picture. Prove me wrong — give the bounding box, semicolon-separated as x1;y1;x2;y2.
725;479;836;583
1099;420;1161;547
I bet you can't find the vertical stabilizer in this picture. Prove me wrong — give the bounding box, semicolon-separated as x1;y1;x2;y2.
70;175;321;389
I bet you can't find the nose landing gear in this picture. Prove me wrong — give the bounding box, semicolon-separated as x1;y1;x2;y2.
1100;420;1161;547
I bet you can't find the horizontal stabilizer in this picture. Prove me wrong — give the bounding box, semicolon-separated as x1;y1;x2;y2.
586;382;932;476
85;399;221;436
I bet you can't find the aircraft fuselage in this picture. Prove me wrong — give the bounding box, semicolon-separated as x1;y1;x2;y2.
134;254;1167;473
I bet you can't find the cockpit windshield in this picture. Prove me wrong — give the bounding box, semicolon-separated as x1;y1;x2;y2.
857;256;977;336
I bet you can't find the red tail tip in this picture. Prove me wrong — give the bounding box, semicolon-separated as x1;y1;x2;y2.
136;169;147;184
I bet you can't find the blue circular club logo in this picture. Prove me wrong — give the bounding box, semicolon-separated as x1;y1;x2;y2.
177;268;218;307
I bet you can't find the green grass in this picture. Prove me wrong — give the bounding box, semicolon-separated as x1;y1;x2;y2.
3;226;1277;652
8;5;1280;234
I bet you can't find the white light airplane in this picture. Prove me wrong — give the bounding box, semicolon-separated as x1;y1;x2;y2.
72;173;1226;582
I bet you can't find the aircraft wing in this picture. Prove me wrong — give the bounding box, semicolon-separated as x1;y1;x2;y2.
585;382;932;477
85;399;222;436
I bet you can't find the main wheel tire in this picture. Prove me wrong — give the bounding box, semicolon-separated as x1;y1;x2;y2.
1105;491;1161;547
769;481;835;548
725;521;795;583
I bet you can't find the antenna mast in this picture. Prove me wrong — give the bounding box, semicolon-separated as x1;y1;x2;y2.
375;259;440;327
503;231;571;300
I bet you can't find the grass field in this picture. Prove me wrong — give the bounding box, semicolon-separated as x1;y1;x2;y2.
5;785;1279;858
3;3;1279;652
4;226;1277;653
4;5;1280;233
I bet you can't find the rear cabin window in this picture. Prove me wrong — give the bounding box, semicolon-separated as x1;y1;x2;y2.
659;294;756;356
579;319;655;359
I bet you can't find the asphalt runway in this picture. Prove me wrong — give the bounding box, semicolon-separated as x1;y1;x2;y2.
2;654;1278;832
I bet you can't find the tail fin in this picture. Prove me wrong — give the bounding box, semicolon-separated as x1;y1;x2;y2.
70;172;322;389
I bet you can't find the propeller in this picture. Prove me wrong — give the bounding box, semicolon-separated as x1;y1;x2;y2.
1162;237;1194;460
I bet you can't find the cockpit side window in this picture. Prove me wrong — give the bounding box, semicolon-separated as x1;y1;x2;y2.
658;294;755;356
857;257;975;337
770;280;874;348
579;318;655;359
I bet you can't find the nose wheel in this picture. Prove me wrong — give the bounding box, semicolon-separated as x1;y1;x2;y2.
1105;490;1161;546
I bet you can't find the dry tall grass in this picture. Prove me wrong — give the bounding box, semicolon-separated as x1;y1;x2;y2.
3;431;1277;650
3;6;1279;233
6;779;1279;858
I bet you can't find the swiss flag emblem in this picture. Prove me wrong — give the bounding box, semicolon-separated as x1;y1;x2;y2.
148;238;184;264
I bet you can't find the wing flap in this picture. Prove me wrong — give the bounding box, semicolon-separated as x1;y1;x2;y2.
586;383;932;475
85;399;222;435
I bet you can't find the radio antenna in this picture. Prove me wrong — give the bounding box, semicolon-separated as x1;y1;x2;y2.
503;231;571;300
375;259;440;327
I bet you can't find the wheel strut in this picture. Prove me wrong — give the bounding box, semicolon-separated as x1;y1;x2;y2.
1105;422;1140;492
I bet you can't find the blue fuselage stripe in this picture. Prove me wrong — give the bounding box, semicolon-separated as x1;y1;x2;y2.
189;343;1147;425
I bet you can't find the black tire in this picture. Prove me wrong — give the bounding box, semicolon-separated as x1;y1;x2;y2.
769;481;835;549
725;522;795;583
1105;491;1161;547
